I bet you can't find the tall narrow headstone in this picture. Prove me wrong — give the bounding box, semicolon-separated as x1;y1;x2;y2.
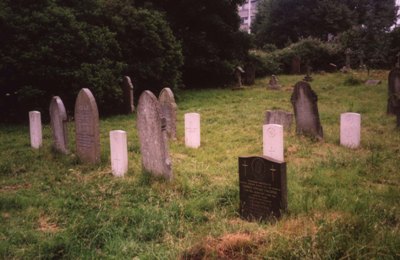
291;56;301;74
29;111;42;149
122;76;134;114
291;81;323;140
239;156;287;221
263;124;284;162
264;110;293;130
137;91;172;180
184;113;201;148
387;68;400;115
74;88;101;164
340;113;361;149
110;130;128;177
159;88;177;140
49;96;68;154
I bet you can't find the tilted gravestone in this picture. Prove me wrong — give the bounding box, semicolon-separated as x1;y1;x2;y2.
122;76;134;114
291;56;301;74
340;113;361;149
29;111;42;149
387;68;400;115
74;88;101;164
49;96;68;154
263;124;284;162
291;81;323;140
239;156;287;221
264;110;293;130
159;88;177;140
137;91;172;180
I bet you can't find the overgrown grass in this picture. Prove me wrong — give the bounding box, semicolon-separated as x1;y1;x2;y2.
1;71;399;259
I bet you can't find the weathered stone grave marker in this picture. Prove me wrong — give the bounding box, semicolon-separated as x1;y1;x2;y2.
185;113;201;148
264;110;293;130
29;111;42;149
268;75;281;90
263;124;284;162
291;81;323;140
340;113;361;149
137;91;172;180
387;67;400;115
110;130;128;177
239;156;287;221
49;96;68;154
74;88;101;164
159;88;177;140
122;76;134;114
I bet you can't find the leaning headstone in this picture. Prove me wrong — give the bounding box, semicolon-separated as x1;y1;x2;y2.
239;156;287;221
290;81;323;140
264;110;293;130
263;124;284;162
29;111;42;149
340;113;361;149
268;75;281;90
110;130;128;177
185;113;201;148
243;62;255;85
49;96;68;154
74;88;101;164
137;91;172;180
159;88;177;140
387;68;400;115
291;56;301;74
122;76;134;114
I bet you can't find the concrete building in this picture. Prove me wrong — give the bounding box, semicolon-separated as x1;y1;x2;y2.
238;0;259;33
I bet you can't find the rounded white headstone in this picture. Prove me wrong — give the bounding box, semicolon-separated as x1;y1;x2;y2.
263;124;284;162
29;111;42;149
184;113;201;148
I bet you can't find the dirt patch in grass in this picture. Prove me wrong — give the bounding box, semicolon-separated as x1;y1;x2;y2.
0;183;31;192
38;215;60;233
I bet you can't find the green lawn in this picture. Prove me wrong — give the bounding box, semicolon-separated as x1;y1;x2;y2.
1;71;399;259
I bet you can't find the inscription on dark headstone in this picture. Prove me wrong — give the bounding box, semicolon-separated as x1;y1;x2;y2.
387;68;400;115
74;88;101;164
291;81;323;140
122;76;134;114
239;156;287;221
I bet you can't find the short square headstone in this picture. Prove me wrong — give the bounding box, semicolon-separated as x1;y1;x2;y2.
264;110;293;130
159;88;177;140
49;96;68;154
110;130;128;177
137;91;172;180
74;88;101;164
267;75;281;90
291;81;323;140
122;76;134;114
29;111;42;149
239;156;287;221
184;113;201;148
263;124;284;162
340;113;361;148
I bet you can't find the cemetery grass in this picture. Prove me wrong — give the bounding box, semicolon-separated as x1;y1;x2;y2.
1;71;399;259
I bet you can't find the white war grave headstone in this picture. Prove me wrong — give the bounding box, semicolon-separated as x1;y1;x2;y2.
137;91;172;180
29;111;42;149
263;124;284;162
110;130;128;177
159;88;177;140
74;88;101;164
340;113;361;149
184;113;201;148
49;96;68;154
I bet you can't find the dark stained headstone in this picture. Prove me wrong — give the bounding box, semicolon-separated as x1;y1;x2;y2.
49;96;68;154
74;88;101;164
137;91;172;180
243;62;255;85
264;110;293;130
239;156;287;221
159;88;177;140
387;68;400;115
122;76;134;114
291;56;301;74
291;81;323;140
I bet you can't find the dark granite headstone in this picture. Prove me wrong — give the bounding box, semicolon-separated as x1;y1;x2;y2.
264;110;293;130
243;62;255;86
159;88;177;140
74;88;101;164
291;81;323;140
122;76;134;114
137;91;172;180
291;56;301;74
387;68;400;115
49;96;68;154
239;156;287;221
